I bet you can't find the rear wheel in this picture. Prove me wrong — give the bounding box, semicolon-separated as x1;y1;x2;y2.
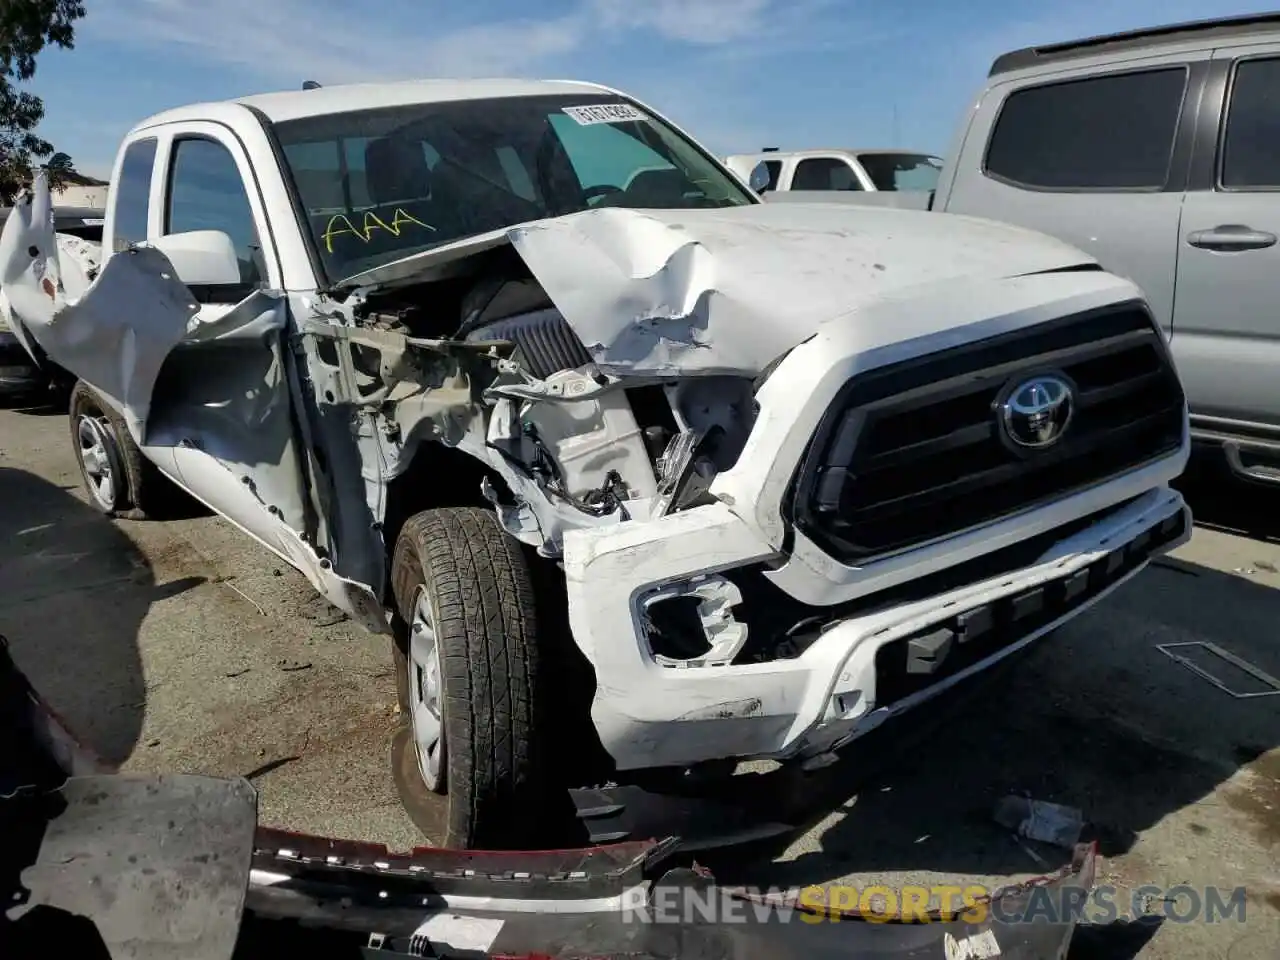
69;382;172;520
390;507;552;849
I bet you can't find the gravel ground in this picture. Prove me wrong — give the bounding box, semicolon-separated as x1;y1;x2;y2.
1;398;1276;959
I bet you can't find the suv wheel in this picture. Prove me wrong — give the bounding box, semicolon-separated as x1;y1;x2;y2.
390;507;551;849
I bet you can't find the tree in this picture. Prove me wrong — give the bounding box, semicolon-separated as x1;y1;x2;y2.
41;148;74;189
0;1;87;203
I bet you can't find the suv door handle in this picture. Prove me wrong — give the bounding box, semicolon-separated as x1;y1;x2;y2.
1186;224;1278;251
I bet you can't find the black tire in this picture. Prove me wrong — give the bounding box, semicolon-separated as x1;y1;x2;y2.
390;506;550;849
69;381;171;520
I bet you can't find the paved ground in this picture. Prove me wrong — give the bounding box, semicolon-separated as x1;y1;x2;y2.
1;398;1277;959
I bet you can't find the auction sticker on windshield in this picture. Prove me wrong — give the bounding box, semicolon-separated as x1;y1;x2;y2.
562;103;646;125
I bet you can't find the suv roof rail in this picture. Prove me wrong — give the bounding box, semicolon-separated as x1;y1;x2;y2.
990;11;1280;76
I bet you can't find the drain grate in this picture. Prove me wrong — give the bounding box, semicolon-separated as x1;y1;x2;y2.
1155;641;1280;699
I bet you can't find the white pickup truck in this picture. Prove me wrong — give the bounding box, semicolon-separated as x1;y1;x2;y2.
0;78;1191;849
725;148;942;208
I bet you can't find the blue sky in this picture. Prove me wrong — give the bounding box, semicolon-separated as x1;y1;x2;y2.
27;0;1280;179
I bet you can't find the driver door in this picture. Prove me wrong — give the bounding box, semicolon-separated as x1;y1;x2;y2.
141;123;313;556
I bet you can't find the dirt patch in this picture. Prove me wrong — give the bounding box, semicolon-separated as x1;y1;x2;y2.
178;664;398;782
1223;749;1280;848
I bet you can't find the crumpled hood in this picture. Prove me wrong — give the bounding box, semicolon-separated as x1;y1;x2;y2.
503;202;1097;377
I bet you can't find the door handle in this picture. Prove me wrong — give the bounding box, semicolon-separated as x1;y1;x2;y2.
1186;224;1278;251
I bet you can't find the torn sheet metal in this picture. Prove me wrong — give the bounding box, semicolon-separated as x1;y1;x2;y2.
346;203;1094;379
0;175;284;442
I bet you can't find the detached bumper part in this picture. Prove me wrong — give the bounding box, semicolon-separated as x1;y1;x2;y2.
2;614;1094;960
244;835;1098;959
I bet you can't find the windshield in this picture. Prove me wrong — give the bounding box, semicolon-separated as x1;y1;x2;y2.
857;153;943;192
272;94;757;284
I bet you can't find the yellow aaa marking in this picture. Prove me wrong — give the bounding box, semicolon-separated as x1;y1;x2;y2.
323;208;435;253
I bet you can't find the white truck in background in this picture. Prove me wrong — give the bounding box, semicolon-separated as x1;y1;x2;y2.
725;148;941;209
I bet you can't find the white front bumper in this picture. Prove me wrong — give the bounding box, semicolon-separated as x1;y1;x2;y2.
561;272;1192;773
564;485;1188;772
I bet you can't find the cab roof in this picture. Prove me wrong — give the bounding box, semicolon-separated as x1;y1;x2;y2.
135;77;617;129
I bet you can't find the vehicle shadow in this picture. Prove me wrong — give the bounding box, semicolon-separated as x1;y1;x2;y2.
0;466;204;765
707;477;1279;899
1068;918;1163;960
0;391;67;417
1174;447;1280;545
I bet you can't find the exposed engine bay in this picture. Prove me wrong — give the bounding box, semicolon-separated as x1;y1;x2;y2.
318;244;757;556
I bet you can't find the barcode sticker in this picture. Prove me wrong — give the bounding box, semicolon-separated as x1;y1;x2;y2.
562;103;646;125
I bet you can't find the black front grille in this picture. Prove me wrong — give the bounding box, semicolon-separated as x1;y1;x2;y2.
787;302;1185;563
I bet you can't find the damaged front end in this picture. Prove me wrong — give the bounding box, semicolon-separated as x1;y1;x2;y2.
2;167;1190;786
0;635;1097;960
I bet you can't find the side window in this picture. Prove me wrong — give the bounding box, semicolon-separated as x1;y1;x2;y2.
791;158;863;190
762;160;782;191
165;137;264;287
1221;57;1280;188
111;137;157;253
985;67;1188;190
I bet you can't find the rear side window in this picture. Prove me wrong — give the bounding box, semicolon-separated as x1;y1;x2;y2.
111;137;157;252
1221;57;1280;188
984;67;1188;190
792;157;863;190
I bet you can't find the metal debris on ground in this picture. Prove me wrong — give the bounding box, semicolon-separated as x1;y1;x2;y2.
993;795;1085;848
1155;641;1280;699
276;659;313;673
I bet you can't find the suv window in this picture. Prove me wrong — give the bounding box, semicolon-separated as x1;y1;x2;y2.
985;67;1188;189
111;138;157;253
165;137;264;286
1221;57;1280;188
792;157;863;190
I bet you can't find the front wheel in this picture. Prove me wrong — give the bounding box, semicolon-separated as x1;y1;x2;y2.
390;507;552;849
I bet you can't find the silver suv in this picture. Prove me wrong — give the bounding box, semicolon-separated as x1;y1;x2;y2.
933;13;1280;486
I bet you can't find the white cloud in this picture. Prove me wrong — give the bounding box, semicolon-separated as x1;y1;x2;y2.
85;0;814;86
70;0;832;169
87;0;588;83
587;0;775;44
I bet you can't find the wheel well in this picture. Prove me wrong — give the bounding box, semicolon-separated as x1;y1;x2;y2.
382;443;496;586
